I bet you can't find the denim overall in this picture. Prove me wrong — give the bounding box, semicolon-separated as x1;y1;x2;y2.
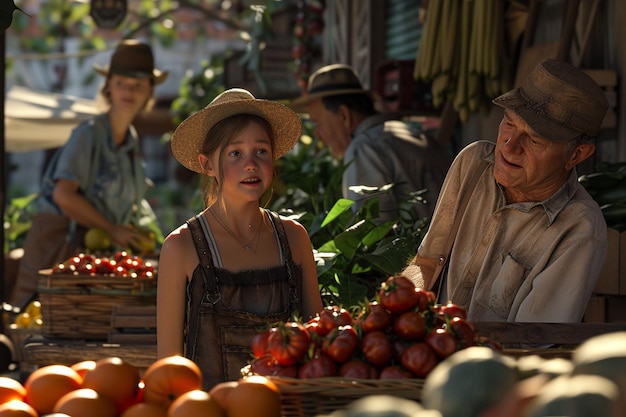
184;209;302;390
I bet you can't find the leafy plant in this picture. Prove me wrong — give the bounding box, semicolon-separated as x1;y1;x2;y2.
3;193;37;252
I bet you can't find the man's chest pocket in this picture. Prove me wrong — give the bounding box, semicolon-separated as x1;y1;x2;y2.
488;254;529;319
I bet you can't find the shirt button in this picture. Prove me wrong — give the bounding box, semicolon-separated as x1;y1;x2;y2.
463;281;472;288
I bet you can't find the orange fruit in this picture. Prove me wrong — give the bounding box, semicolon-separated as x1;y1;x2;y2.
0;378;27;404
168;390;226;417
226;375;282;417
120;401;168;417
142;356;203;408
207;380;238;410
0;400;37;417
23;364;83;415
53;388;117;417
81;357;140;413
70;360;97;380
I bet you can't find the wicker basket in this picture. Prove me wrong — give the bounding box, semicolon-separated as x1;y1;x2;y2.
38;271;156;340
7;325;42;363
268;377;424;417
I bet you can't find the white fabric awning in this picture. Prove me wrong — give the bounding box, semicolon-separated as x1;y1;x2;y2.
5;86;99;152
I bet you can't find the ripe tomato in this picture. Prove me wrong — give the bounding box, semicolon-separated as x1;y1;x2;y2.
250;329;271;359
360;330;393;368
379;365;413;379
249;355;299;378
425;328;458;359
338;360;379;379
317;306;354;336
400;342;439;378
322;325;359;364
449;316;476;349
267;322;310;366
415;288;436;312
354;302;392;333
392;310;427;341
378;275;420;314
436;302;468;320
297;354;337;379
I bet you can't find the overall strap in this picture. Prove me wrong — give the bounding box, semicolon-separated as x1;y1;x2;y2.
187;214;221;304
266;210;301;311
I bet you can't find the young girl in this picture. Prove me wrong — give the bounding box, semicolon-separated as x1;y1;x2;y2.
157;88;323;389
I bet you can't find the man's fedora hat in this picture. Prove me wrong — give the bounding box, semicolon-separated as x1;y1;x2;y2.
94;39;168;85
171;88;302;173
291;64;369;111
493;59;609;141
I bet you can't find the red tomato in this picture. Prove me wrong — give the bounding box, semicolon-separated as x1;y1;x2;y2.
360;330;393;368
321;325;359;364
436;302;468;320
317;306;353;336
267;322;311;366
297;354;337;379
379;365;414;379
378;275;420;314
250;329;271;358
338;360;379;379
415;288;436;312
400;342;439;378
425;328;458;359
248;354;299;378
449;316;476;349
354;302;392;334
392;310;427;341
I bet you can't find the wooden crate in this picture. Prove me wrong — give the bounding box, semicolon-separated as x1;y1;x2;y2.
108;305;157;344
38;272;156;340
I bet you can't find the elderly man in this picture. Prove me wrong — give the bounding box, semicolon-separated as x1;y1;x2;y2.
292;64;452;223
403;59;609;322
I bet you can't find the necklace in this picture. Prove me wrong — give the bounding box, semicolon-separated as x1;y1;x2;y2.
209;208;263;255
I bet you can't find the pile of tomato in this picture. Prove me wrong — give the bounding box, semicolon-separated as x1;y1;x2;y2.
248;275;490;380
49;251;156;279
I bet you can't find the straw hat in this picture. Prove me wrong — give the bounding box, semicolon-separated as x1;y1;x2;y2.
94;39;168;85
290;64;369;112
171;88;302;173
493;59;608;141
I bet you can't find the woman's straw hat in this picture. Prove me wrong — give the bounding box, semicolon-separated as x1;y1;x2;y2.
94;39;168;85
171;88;302;173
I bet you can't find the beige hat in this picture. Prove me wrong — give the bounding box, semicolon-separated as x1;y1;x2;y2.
493;59;608;141
171;88;302;173
290;64;369;112
94;39;169;85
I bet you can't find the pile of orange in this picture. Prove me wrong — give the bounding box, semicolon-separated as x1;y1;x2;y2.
0;356;282;417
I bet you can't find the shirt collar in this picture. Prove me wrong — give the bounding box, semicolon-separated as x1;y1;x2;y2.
482;148;579;225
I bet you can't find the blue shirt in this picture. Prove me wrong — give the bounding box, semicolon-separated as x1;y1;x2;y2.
37;114;148;225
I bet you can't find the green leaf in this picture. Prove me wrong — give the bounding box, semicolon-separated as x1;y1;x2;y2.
321;199;354;227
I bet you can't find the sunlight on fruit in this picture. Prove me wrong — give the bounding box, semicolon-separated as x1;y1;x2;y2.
13;300;42;329
84;228;112;251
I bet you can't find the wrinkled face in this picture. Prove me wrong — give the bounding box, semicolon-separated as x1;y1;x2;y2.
208;120;274;204
108;74;152;115
306;99;353;157
494;110;574;203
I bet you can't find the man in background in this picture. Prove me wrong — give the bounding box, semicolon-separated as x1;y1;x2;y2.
292;64;452;223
